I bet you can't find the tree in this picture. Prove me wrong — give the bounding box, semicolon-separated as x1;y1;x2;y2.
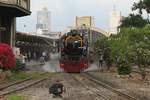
94;27;150;78
132;0;150;22
130;42;149;80
103;46;112;70
121;28;150;79
109;30;132;75
120;14;148;28
143;0;150;22
94;36;113;70
132;0;144;15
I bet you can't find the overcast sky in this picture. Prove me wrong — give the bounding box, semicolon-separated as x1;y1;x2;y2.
16;0;139;32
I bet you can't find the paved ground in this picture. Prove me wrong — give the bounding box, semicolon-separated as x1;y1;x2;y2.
88;71;150;100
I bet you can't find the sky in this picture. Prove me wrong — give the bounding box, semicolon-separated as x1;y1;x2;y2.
16;0;139;32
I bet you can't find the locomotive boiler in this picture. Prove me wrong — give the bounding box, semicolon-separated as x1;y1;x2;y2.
59;30;89;72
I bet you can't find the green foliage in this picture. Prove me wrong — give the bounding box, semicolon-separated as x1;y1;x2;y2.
132;0;144;15
6;95;27;100
116;0;150;77
119;27;150;78
103;47;113;69
123;28;150;66
143;0;150;16
6;72;28;81
95;26;149;77
121;14;148;28
94;36;113;69
117;60;131;75
132;0;150;22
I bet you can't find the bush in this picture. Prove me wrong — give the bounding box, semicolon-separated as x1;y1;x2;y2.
0;43;16;70
117;61;131;75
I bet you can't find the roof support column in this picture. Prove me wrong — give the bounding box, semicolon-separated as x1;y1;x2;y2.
10;17;16;47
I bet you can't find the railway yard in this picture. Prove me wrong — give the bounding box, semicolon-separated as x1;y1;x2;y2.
1;0;150;99
0;53;149;100
0;72;149;100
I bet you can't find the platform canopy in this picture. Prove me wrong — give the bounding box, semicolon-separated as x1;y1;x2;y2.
15;32;53;49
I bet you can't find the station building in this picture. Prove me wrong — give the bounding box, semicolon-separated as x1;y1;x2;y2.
0;0;31;46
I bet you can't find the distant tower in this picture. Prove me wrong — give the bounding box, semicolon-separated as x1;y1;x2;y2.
36;7;51;35
110;6;122;34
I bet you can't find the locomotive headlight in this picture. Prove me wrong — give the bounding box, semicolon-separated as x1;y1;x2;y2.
75;41;78;43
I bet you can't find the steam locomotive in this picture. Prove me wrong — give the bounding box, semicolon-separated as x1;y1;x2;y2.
59;30;89;72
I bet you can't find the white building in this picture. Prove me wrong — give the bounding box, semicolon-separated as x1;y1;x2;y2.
110;10;122;35
36;7;51;35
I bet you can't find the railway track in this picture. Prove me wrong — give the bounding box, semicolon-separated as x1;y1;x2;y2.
82;73;138;100
0;72;48;96
71;74;107;100
71;73;134;100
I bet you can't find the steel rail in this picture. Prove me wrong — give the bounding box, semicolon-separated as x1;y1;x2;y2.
70;74;108;100
83;73;138;100
0;72;48;96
